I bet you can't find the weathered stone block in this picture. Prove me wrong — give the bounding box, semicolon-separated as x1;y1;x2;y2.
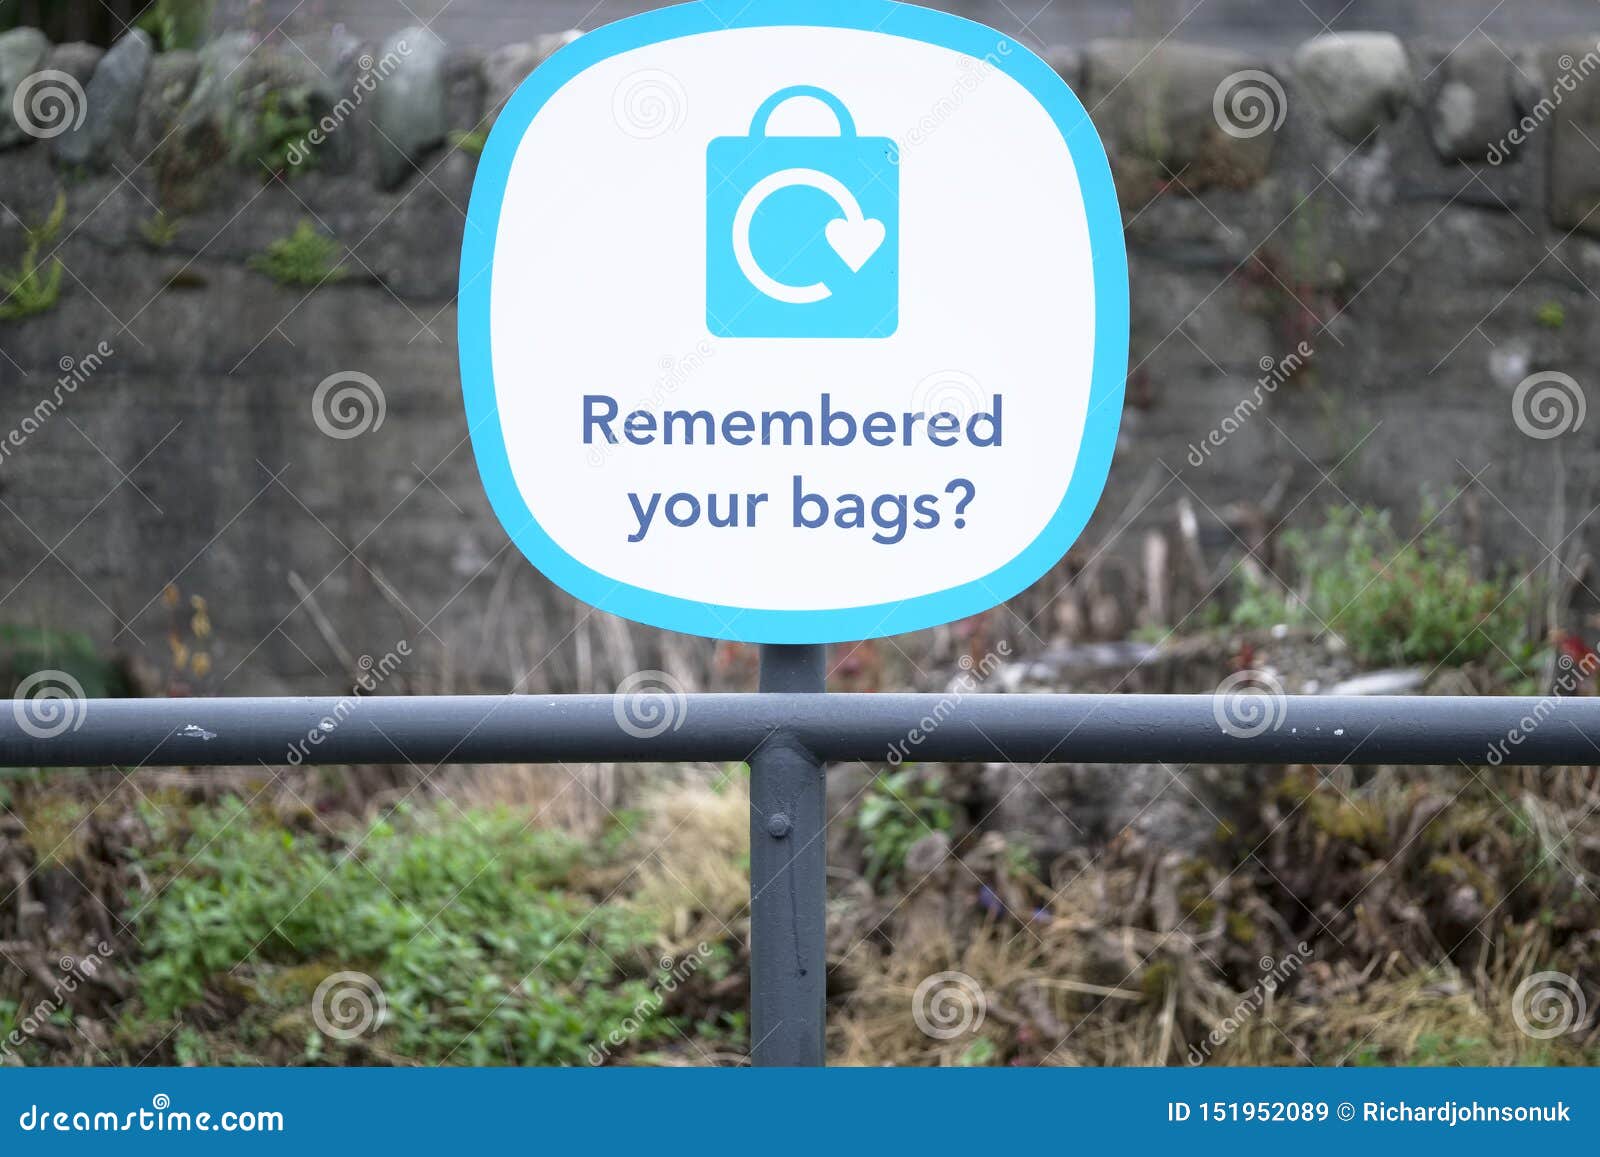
1545;39;1600;236
136;49;199;153
1082;40;1281;197
0;27;51;148
179;32;252;143
44;41;102;90
1292;32;1412;143
153;34;251;210
1427;40;1519;162
55;29;153;169
372;28;449;189
481;31;580;126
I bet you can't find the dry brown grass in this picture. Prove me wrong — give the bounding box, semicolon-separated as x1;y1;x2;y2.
622;767;751;951
5;722;1597;1067
823;764;1600;1067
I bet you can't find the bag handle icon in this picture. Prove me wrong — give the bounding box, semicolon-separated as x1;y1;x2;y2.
747;85;858;139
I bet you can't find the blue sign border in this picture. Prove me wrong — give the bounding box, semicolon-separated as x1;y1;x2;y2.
459;0;1128;644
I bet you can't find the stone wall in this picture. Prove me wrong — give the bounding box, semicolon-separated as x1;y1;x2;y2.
1;25;1598;695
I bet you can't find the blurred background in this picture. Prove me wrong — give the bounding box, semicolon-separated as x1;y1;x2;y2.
0;0;1598;1066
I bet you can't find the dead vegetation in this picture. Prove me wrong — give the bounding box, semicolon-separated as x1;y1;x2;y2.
2;711;1598;1066
4;496;1600;1065
829;762;1600;1066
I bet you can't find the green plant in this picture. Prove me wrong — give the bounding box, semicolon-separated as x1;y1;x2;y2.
0;192;66;321
450;128;488;157
1536;301;1567;329
1231;505;1531;667
955;1036;998;1066
140;210;180;248
855;768;953;883
252;90;317;178
131;800;677;1065
138;0;214;52
248;220;347;287
0;622;128;700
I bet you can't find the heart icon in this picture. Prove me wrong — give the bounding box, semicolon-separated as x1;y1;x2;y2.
825;216;887;273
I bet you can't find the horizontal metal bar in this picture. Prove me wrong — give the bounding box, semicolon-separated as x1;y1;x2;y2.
1;694;1597;768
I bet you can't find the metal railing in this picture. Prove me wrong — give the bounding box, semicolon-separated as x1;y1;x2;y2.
6;642;1599;1065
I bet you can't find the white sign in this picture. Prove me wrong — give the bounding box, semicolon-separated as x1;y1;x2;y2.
459;0;1127;643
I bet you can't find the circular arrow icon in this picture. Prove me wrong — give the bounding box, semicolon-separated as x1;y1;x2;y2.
732;167;888;305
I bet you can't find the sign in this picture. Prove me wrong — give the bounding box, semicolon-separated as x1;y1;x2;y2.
459;0;1128;643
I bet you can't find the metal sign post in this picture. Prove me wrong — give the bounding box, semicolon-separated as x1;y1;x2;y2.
453;4;1128;1067
750;643;828;1066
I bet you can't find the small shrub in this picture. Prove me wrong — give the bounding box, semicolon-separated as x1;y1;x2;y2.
248;221;347;287
1232;505;1530;667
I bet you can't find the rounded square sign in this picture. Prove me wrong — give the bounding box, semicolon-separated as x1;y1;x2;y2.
459;0;1128;644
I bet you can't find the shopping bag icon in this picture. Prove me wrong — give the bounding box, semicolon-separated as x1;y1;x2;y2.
706;86;899;339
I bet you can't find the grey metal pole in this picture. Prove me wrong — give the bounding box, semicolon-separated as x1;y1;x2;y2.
749;644;828;1067
8;694;1600;767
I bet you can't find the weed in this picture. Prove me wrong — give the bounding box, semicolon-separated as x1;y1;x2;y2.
0;622;130;699
20;795;90;867
0;192;66;322
248;221;347;287
1536;301;1566;330
131;800;678;1065
450;128;488;157
1231;505;1530;666
138;0;214;52
140;211;180;249
252;91;317;179
856;768;954;883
